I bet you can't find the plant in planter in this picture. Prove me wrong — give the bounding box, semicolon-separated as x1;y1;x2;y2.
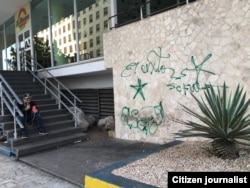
174;82;250;159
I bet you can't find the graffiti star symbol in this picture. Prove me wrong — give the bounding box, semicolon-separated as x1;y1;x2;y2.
130;78;148;100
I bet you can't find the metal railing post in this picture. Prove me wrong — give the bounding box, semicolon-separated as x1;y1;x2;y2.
44;72;47;95
13;100;17;139
58;83;61;109
74;98;77;127
140;5;144;20
0;82;4;115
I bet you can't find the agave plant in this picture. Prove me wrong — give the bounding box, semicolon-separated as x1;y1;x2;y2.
174;82;250;159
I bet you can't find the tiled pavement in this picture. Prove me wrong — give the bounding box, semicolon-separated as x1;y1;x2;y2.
0;154;79;188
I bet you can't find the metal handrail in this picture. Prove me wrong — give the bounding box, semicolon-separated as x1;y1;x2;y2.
0;76;24;139
20;51;82;127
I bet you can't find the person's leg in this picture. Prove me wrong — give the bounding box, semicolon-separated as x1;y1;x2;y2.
17;115;27;137
33;113;47;134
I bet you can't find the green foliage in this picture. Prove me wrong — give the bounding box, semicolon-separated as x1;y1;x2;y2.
174;82;250;159
10;47;17;70
33;34;51;67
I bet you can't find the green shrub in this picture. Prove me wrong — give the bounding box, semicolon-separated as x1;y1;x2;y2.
174;82;250;159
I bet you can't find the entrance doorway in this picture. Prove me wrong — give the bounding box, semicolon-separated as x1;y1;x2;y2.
16;29;33;71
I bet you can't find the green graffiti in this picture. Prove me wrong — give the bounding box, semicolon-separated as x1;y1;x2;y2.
130;78;148;100
121;101;164;135
187;54;215;83
121;46;218;95
121;47;215;82
121;62;139;77
141;46;171;74
167;83;224;95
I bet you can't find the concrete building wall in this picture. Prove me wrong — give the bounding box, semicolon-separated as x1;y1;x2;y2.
103;0;250;144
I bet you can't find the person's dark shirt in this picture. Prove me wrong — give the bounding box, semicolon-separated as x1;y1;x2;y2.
18;101;39;116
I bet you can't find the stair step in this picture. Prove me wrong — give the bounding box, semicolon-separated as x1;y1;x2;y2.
13;133;87;157
41;109;68;116
4;119;75;139
0;114;13;122
0;144;14;156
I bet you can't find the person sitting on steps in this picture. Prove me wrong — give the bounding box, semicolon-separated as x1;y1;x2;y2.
17;93;48;139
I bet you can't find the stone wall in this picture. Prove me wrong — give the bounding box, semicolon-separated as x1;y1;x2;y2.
103;0;250;144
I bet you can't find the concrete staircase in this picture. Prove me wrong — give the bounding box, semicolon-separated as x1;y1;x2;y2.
0;71;87;158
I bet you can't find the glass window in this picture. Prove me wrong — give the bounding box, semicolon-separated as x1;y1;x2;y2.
104;7;108;16
5;17;17;70
50;0;74;66
0;25;4;70
89;27;93;35
84;42;87;50
90;39;93;48
77;0;110;60
96;24;100;32
104;20;108;29
31;0;50;68
96;11;100;19
96;49;101;57
89;15;93;23
96;36;100;45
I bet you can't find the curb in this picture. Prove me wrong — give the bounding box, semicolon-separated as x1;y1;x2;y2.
84;140;182;188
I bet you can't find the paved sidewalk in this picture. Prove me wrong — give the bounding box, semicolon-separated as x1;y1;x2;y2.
0;154;79;188
18;127;160;187
0;127;177;188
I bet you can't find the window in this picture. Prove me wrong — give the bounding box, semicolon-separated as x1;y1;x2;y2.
96;24;100;32
78;21;81;28
63;26;65;32
84;31;87;37
96;36;100;45
83;18;86;25
89;14;93;23
96;49;101;57
89;51;93;58
68;23;70;30
89;27;93;35
104;20;108;29
84;42;87;50
104;7;108;16
90;39;93;48
68;34;71;42
96;11;100;19
69;45;73;53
